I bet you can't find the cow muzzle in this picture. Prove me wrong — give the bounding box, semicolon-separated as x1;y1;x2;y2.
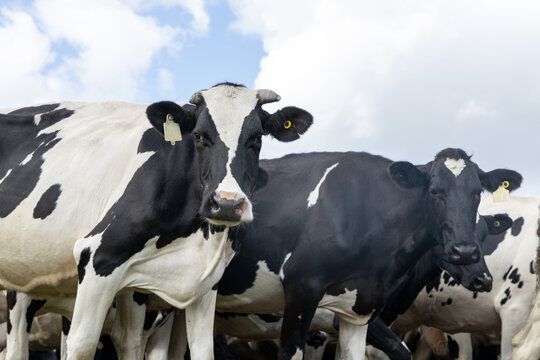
470;273;493;292
446;243;481;265
206;191;250;225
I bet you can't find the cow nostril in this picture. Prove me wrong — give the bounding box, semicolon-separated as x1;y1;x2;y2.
234;198;246;215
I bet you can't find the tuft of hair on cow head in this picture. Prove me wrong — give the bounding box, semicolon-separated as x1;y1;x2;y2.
262;106;313;142
389;162;428;189
146;101;197;138
480;168;523;193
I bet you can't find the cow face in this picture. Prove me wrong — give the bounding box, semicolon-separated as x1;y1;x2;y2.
436;214;513;292
389;148;522;265
146;83;313;226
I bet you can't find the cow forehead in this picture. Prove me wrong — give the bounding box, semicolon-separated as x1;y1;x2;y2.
432;158;480;187
201;86;259;146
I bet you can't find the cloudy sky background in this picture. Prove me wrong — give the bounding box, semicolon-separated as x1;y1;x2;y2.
1;0;539;194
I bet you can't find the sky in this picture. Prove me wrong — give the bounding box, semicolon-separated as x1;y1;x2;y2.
1;0;539;195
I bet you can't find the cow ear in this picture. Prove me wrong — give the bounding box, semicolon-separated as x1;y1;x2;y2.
389;162;428;189
480;169;522;193
146;101;197;137
263;106;313;142
481;214;513;235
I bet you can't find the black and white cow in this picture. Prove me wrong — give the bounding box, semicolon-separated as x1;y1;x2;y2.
214;150;521;360
391;196;540;360
153;214;508;360
0;82;312;359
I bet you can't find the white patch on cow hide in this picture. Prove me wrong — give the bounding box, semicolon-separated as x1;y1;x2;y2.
19;152;34;166
279;252;292;280
319;288;373;326
217;260;284;314
291;348;303;360
202;85;259;223
307;162;339;208
0;169;12;184
444;158;466;177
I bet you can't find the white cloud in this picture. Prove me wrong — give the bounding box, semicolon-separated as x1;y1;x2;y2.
229;0;540;194
0;0;209;107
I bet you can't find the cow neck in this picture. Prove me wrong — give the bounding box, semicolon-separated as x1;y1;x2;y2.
385;225;435;285
152;136;203;231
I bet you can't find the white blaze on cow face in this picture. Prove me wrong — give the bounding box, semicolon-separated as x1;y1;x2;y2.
444;158;466;178
202;86;259;224
307;162;339;208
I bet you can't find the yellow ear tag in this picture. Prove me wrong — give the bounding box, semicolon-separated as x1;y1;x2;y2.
163;114;182;145
283;120;292;129
494;220;501;227
492;182;510;203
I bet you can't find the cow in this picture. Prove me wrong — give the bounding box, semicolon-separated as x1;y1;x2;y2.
154;214;507;360
391;196;540;360
213;150;522;360
0;82;312;359
511;219;540;360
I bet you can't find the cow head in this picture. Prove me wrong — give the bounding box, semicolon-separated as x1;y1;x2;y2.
389;148;522;265
146;83;313;226
435;214;513;292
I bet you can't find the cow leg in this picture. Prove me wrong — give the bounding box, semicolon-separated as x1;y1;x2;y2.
111;291;147;360
335;320;368;360
66;278;117;360
5;291;46;360
366;317;411;360
146;312;175;360
279;283;322;360
60;316;71;360
185;290;217;360
168;310;188;360
500;305;532;360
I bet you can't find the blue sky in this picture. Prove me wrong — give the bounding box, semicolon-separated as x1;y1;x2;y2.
1;0;540;194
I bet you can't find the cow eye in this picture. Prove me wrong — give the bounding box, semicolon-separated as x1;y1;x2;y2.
193;132;202;142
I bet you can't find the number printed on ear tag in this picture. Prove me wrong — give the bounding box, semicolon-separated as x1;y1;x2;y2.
492;185;509;203
163;114;182;145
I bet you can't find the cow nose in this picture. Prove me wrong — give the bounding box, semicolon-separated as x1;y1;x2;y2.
471;274;493;292
449;244;480;265
208;192;246;222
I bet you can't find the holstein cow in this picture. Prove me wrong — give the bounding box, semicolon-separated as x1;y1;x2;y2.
512;242;540;359
213;150;521;360
157;214;507;360
391;196;540;360
0;82;312;359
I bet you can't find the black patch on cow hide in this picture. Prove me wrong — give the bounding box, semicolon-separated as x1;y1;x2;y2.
482;228;509;256
133;292;149;306
473;291;478;299
6;290;16;334
447;335;459;359
90;137;203;276
503;265;513;281
518;281;524;288
446;298;453;305
256;314;281;323
7;104;60;116
511;217;524;236
215;311;249;320
508;268;521;284
143;310;159;331
77;247;91;284
530;260;535;274
500;287;512;305
62;316;71;335
426;275;441;294
26;299;46;332
0;105;73;219
33;184;61;219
